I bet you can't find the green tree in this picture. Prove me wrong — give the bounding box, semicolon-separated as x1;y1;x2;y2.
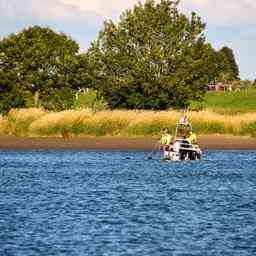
204;48;227;85
253;79;256;87
88;0;217;109
218;46;239;81
0;26;81;112
0;70;32;113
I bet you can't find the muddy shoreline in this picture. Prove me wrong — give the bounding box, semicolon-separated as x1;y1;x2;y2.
0;135;256;150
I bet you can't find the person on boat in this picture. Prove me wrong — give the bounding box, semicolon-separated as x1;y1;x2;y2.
160;128;173;151
186;131;197;144
177;115;192;138
179;115;192;127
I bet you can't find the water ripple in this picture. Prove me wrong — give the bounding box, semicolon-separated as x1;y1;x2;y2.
0;150;256;255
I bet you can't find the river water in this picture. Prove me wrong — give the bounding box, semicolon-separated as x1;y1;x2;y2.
0;150;256;256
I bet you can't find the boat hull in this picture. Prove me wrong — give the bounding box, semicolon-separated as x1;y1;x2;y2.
163;143;202;161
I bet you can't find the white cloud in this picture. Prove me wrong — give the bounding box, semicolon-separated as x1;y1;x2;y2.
2;0;255;27
59;0;143;18
46;0;256;26
0;0;103;25
179;0;256;26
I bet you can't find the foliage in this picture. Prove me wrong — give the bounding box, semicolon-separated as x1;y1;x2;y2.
188;100;205;111
0;8;242;113
218;46;239;81
88;0;217;110
0;26;82;112
242;80;254;88
0;70;33;113
74;89;108;111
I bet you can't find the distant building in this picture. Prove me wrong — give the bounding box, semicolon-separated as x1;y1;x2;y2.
207;83;233;91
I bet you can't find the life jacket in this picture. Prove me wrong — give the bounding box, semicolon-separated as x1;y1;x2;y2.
160;134;172;145
187;133;197;144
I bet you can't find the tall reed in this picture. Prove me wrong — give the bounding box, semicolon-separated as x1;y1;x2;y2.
7;108;46;136
127;111;180;135
29;109;92;136
2;108;256;137
0;115;9;135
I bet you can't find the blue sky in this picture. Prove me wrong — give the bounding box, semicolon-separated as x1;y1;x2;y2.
1;0;255;80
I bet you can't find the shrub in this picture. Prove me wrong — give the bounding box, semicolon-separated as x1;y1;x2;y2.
74;90;108;112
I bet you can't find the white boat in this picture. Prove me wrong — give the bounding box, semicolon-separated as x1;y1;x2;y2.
163;139;202;161
163;117;202;161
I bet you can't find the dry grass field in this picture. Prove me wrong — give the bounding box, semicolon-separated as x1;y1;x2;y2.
1;108;256;137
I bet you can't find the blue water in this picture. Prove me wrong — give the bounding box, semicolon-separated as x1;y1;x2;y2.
1;150;256;256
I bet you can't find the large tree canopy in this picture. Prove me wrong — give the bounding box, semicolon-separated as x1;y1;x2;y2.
88;0;218;109
218;46;239;81
0;26;84;112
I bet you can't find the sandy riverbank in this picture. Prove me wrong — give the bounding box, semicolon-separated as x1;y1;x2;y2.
0;135;256;150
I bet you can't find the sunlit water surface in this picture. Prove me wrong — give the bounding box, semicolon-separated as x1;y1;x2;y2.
1;150;256;256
